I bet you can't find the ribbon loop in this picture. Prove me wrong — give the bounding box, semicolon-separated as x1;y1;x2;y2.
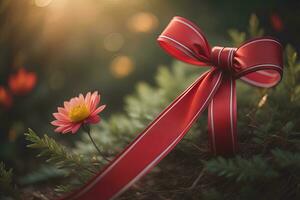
234;37;283;88
158;16;211;66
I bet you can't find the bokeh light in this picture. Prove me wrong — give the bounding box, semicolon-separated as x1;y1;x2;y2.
110;56;134;78
34;0;53;7
127;12;159;33
103;33;124;52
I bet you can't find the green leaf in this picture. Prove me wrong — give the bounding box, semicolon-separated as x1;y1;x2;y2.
228;29;246;46
248;14;264;37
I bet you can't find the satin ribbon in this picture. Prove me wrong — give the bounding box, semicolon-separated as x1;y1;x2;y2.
61;16;283;200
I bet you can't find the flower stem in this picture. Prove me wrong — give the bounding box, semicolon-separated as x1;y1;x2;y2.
83;125;110;162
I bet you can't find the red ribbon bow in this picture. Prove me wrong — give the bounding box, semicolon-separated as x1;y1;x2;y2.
62;17;283;200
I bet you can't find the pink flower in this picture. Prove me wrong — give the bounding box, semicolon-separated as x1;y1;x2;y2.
51;91;106;134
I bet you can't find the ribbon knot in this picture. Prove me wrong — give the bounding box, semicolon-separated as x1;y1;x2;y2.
211;46;237;72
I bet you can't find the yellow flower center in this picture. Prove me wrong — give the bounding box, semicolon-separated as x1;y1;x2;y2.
68;104;90;122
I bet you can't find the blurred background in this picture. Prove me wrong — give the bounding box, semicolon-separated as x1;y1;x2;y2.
0;0;299;179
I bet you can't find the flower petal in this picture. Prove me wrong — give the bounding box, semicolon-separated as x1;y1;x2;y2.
70;98;78;107
54;127;64;133
51;120;71;127
62;125;76;134
90;93;100;112
85;92;91;108
53;113;70;122
64;101;71;111
91;105;106;116
55;125;72;133
86;115;100;124
71;123;81;134
58;107;68;116
88;92;96;110
79;93;85;103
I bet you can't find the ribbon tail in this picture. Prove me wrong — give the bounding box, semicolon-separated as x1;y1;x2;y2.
208;73;238;155
61;69;222;200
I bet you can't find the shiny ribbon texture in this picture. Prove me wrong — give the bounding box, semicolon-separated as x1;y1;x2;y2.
62;16;283;200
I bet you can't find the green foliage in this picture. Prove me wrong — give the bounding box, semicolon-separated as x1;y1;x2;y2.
25;129;92;171
0;162;19;199
228;29;246;46
284;44;300;101
25;129;101;194
228;13;264;46
205;156;279;182
200;189;223;200
19;165;67;185
248;14;264;38
54;184;76;194
272;149;300;168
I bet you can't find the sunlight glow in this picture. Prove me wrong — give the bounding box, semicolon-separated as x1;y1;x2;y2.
35;0;53;7
127;12;158;33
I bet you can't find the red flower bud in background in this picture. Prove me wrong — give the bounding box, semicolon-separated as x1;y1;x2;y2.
0;86;13;108
270;13;283;32
8;68;37;96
